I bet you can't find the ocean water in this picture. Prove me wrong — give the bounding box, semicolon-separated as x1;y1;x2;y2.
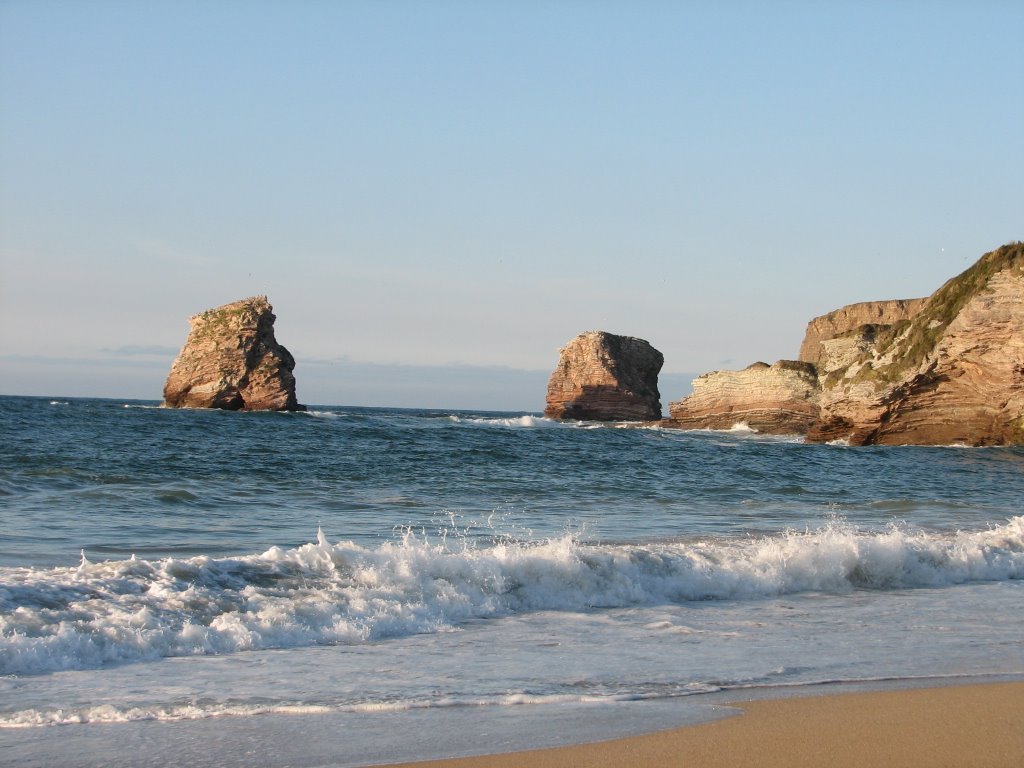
1;395;1022;766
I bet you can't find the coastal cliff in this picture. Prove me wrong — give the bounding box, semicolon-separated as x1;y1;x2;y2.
809;243;1024;445
545;331;663;420
665;360;819;434
663;242;1023;445
163;296;304;411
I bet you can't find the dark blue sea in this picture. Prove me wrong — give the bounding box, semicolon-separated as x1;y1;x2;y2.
1;395;1022;766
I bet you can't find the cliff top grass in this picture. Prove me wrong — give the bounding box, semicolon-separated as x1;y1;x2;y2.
193;296;269;323
189;296;272;342
846;242;1024;388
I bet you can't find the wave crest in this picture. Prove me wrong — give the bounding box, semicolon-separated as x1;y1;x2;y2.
2;517;1021;675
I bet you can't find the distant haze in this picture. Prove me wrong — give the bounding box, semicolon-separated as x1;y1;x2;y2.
1;1;1020;409
0;349;698;414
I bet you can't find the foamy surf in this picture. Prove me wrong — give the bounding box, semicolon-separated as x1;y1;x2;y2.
4;395;1021;763
448;415;653;429
304;409;342;419
670;422;806;443
449;414;563;428
2;517;1021;676
0;688;696;729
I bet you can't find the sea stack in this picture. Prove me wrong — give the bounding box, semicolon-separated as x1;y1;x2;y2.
163;296;304;411
665;360;820;435
544;331;664;421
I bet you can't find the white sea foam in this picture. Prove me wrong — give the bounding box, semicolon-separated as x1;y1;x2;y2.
304;409;341;419
678;423;802;441
682;421;758;434
448;414;656;429
0;688;690;728
2;517;1022;677
450;414;562;428
0;700;341;728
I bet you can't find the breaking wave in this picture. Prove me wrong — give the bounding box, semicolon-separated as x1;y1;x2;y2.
2;518;1022;676
449;414;563;428
0;689;681;728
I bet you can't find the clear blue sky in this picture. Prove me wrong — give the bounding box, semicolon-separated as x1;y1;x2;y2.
1;0;1020;410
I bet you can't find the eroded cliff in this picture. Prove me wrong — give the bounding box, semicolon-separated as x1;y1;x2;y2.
665;360;819;434
809;243;1024;445
662;242;1023;445
163;296;304;411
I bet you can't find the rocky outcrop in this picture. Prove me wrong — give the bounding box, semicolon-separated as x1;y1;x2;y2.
664;360;820;434
663;298;929;436
799;299;927;371
544;331;664;420
660;242;1023;445
809;243;1024;445
816;325;882;377
163;296;304;411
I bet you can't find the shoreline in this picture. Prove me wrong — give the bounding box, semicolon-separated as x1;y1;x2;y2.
381;680;1024;768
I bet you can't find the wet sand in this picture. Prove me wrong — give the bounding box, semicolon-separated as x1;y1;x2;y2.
383;681;1024;768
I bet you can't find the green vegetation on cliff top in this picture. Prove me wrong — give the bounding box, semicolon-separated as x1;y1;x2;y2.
844;242;1023;388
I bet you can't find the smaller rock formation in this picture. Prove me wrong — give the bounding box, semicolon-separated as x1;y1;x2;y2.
544;331;664;420
163;296;304;411
664;360;820;434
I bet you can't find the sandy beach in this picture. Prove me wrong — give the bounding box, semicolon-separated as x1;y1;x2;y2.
385;681;1024;768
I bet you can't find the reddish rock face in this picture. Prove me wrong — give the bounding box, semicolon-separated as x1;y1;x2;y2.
162;296;304;411
544;331;664;421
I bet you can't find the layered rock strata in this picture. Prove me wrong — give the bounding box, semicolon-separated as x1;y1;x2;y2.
809;243;1024;445
665;360;820;434
544;331;664;420
163;296;304;411
662;243;1023;445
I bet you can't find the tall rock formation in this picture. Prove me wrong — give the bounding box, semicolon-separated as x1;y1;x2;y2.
809;242;1024;445
163;296;304;411
545;331;664;421
665;360;820;434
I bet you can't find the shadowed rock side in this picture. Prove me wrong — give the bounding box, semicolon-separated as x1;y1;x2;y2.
163;296;304;411
544;331;664;420
809;242;1024;445
664;360;819;435
799;298;927;371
